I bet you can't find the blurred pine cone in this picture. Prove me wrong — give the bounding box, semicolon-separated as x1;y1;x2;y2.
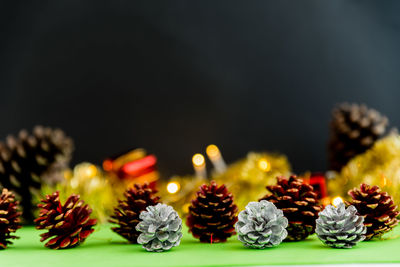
0;188;22;249
348;184;399;240
260;175;322;241
186;181;238;243
136;203;182;252
0;126;73;222
328;103;388;171
34;191;97;249
109;183;160;243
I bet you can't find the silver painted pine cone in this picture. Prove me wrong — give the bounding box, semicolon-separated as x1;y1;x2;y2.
316;202;366;248
136;203;182;252
236;200;288;249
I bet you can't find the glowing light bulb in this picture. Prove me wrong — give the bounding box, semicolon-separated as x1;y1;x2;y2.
167;182;180;194
258;158;271;172
192;153;207;179
206;144;220;159
192;154;205;167
206;144;227;174
332;196;344;207
85;164;97;177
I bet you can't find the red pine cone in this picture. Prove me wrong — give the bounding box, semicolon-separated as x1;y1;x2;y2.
34;191;97;249
260;175;322;241
187;181;238;243
348;184;399;240
0;188;22;249
109;183;160;243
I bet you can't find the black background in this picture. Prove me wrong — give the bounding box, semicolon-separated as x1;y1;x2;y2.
1;1;400;178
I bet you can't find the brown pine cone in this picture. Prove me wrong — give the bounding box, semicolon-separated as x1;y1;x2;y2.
0;126;73;222
109;183;160;243
328;103;388;171
0;188;22;249
348;184;399;240
186;181;238;243
34;191;97;249
259;175;322;241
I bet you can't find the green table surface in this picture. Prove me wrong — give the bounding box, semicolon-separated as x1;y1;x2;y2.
2;225;400;267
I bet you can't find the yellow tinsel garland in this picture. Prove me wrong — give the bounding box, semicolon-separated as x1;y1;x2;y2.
328;134;400;203
213;152;291;210
42;162;120;223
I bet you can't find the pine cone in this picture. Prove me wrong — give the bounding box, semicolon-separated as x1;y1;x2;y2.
328;103;388;171
236;200;288;248
136;203;182;252
0;188;22;249
259;175;322;241
0;126;73;222
186;181;238;243
109;183;160;243
348;184;399;240
316;203;366;248
34;191;97;249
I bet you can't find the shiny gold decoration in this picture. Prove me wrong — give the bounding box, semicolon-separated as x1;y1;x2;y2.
159;175;204;217
328;134;400;204
42;162;119;223
213;152;291;210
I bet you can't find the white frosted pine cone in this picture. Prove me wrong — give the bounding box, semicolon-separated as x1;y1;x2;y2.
236;200;288;248
136;203;182;252
316;202;366;248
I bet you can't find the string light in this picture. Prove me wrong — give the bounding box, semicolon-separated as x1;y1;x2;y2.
332;196;344;207
192;153;207;179
206;144;227;174
167;181;180;194
206;145;220;159
258;158;271;172
192;154;205;167
85;164;97;177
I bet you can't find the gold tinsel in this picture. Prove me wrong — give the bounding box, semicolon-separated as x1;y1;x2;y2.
160;152;291;216
328;134;400;204
213;152;291;210
42;162;120;223
159;175;205;217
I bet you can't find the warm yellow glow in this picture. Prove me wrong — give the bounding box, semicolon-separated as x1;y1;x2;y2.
167;182;180;194
258;158;271;172
182;203;191;214
85;164;97;177
332;196;344;207
206;144;220;159
192;154;205;167
63;170;72;180
322;197;331;207
381;173;387;187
